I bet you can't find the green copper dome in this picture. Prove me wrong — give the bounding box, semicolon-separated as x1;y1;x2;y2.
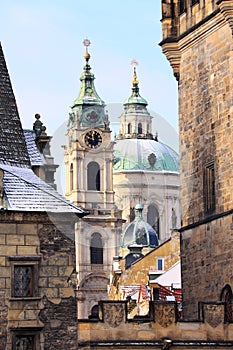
113;138;179;172
121;204;158;248
124;90;148;106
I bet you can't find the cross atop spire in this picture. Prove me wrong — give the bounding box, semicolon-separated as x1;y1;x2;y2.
131;58;139;86
83;38;91;61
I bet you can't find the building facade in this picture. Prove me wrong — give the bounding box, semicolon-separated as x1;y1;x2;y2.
160;0;233;319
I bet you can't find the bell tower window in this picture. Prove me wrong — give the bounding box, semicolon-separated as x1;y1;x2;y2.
90;232;103;264
147;204;160;238
70;163;74;191
87;161;100;191
138;123;142;134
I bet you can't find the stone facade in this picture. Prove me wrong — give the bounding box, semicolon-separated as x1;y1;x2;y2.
0;211;78;349
160;0;233;319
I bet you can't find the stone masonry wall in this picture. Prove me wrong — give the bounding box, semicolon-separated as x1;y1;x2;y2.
179;16;233;318
0;211;77;349
181;213;233;319
179;21;233;226
161;2;233;320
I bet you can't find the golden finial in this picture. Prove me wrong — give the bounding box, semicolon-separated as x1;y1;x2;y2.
131;58;139;85
83;38;91;60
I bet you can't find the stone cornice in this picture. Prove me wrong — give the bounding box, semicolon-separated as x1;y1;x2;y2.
159;9;227;81
159;40;181;81
217;0;233;34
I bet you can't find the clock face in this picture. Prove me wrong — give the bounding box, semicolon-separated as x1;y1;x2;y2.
85;130;102;148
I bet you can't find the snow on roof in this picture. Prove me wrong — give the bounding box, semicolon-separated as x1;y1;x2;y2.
1;164;85;215
23;130;45;166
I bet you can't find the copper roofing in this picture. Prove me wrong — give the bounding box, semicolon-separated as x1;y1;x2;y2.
121;204;158;248
113;138;180;172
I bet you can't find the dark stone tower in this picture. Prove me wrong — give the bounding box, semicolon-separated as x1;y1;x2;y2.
160;0;233;319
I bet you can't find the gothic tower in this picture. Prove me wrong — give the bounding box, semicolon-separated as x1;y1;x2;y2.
161;0;233;319
64;40;123;318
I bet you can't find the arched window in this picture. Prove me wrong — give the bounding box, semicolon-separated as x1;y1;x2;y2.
147;123;150;133
220;285;233;322
147;204;160;238
128;123;131;134
90;232;103;264
70;163;73;191
138;123;142;134
87;162;100;191
89;304;99;319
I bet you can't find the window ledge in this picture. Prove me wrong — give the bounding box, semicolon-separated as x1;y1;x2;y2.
9;297;41;302
8;256;41;261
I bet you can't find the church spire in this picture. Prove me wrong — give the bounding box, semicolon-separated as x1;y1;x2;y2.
68;39;107;129
124;59;148;107
117;60;153;140
71;38;105;109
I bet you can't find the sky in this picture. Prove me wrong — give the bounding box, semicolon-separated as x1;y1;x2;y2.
0;0;178;139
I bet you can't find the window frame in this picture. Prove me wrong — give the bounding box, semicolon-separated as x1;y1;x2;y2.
156;257;165;271
90;232;103;265
203;161;216;214
87;161;100;191
11;327;42;350
9;256;41;300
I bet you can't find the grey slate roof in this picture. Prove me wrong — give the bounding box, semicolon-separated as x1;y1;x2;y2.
0;43;86;216
23;129;45;166
1;164;85;214
0;43;30;167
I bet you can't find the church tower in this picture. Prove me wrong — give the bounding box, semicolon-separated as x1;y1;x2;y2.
161;0;233;319
113;61;180;242
64;40;123;318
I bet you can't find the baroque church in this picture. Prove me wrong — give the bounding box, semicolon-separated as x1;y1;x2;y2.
64;39;180;318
